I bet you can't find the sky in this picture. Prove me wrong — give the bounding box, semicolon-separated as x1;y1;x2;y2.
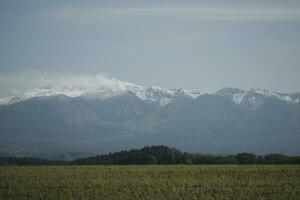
0;0;300;97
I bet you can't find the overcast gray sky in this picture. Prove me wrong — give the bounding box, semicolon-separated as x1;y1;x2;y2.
0;0;300;95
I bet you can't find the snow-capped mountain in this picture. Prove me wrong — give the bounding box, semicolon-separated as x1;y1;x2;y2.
0;74;204;107
216;87;247;104
217;87;300;110
0;75;299;109
1;76;300;157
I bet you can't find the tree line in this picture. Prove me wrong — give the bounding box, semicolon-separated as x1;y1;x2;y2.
1;145;300;165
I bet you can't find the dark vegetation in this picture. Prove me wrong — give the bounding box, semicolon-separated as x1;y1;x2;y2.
2;165;299;199
1;145;300;165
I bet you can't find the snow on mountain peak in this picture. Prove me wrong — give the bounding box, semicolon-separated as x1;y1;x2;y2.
217;87;299;110
0;74;204;106
0;74;298;107
1;74;133;104
248;88;296;103
139;86;204;106
216;87;247;104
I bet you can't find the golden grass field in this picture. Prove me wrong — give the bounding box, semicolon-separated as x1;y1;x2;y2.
0;165;299;200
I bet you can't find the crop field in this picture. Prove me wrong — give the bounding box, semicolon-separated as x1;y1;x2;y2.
0;165;299;200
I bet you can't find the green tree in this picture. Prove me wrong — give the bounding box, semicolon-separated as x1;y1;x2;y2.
143;155;158;164
236;153;256;164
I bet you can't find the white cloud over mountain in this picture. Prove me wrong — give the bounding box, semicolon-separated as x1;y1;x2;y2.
0;73;299;108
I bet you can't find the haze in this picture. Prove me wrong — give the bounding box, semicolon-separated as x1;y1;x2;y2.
1;0;300;97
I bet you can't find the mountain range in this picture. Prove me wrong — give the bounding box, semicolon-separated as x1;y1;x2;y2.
0;74;299;158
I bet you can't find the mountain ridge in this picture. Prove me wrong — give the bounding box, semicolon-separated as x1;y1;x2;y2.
1;75;300;157
0;75;299;110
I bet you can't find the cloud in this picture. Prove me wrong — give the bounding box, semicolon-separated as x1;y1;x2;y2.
0;72;135;97
41;6;300;23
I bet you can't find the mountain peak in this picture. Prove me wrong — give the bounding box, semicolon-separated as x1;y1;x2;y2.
0;75;299;108
216;87;247;104
217;87;246;94
216;87;300;110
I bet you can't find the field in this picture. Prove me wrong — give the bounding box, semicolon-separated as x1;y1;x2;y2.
0;165;299;200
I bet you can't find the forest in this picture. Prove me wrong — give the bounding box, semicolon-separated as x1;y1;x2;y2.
1;145;300;165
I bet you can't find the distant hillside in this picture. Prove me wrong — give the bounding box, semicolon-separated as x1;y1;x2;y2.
0;75;300;157
72;145;300;165
2;146;299;165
